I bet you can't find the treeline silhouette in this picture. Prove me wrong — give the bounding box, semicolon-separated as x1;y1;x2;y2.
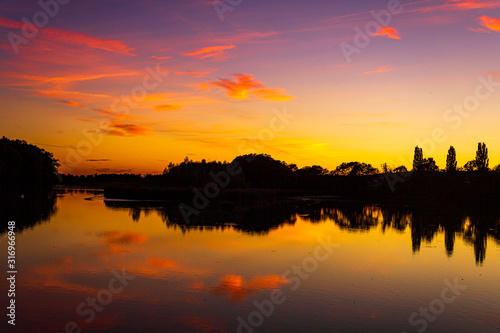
104;198;500;265
66;142;500;205
2;137;500;205
0;137;59;230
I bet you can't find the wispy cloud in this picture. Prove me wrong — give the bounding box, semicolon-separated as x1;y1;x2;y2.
468;27;492;33
201;74;294;102
153;104;182;112
372;26;401;39
478;15;500;32
408;0;500;13
342;121;409;128
102;122;152;137
363;66;393;75
57;100;86;108
0;17;136;55
149;55;171;60
448;0;500;10
182;45;235;59
175;69;217;78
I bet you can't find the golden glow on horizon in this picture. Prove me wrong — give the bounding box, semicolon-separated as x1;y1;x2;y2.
1;0;500;174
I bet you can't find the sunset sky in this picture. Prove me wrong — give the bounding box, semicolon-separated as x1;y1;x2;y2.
1;0;500;174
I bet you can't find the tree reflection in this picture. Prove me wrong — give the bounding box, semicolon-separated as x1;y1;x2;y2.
0;189;57;234
104;199;500;265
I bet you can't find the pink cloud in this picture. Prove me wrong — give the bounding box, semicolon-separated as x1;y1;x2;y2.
0;17;136;55
372;26;401;40
448;0;500;10
149;55;171;60
202;74;294;102
175;69;217;78
363;66;393;75
478;15;500;32
57;100;86;108
468;27;492;33
183;45;235;59
410;0;500;13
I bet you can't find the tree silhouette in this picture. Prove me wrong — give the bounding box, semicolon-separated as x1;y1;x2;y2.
394;165;408;173
413;146;423;171
333;162;378;176
446;146;457;172
0;137;59;196
463;160;476;172
419;158;439;172
381;163;392;173
475;142;489;171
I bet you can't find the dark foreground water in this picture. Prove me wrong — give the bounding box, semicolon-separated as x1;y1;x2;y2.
1;188;500;333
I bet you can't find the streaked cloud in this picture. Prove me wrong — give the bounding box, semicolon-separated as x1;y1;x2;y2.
409;0;500;13
0;17;136;55
36;90;110;100
103;122;152;137
372;26;401;40
175;69;217;78
468;27;492;33
341;121;409;128
202;74;294;102
183;45;236;59
57;100;86;108
363;66;393;75
448;0;500;10
149;55;172;60
153;104;182;112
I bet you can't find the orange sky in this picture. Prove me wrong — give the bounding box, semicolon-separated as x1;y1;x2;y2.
1;0;500;174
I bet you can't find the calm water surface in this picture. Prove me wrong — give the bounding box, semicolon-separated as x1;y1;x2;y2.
1;188;500;333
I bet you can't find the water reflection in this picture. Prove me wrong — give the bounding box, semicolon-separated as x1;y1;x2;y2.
196;274;288;303
0;189;57;233
105;199;500;265
2;189;500;333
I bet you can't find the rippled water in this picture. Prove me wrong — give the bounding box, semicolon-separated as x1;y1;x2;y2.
1;188;499;333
